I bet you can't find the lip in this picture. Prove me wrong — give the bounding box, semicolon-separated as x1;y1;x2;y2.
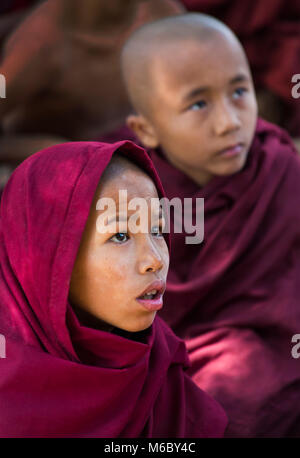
216;142;245;157
136;279;166;312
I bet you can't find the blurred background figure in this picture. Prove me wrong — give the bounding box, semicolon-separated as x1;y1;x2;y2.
0;1;39;46
0;0;299;187
0;0;184;168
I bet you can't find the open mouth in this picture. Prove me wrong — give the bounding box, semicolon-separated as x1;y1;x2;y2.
138;289;160;300
136;281;165;311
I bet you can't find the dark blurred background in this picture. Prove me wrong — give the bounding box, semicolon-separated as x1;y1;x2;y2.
0;0;299;187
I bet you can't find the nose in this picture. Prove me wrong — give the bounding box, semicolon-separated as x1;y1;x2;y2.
213;99;241;136
138;236;164;274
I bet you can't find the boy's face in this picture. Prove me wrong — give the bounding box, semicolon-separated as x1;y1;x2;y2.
130;35;258;185
69;165;169;333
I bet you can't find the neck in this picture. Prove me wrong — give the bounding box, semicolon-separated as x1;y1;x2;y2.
163;151;213;187
72;305;114;333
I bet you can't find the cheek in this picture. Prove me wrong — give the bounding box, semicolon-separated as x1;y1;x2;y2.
158;240;170;274
160;123;196;158
102;264;128;289
162;243;170;268
82;259;129;314
244;104;258;141
155;113;186;144
243;94;258;123
92;251;134;296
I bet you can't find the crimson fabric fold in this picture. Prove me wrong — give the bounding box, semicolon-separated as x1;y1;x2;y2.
0;140;227;438
150;119;300;437
98;119;300;437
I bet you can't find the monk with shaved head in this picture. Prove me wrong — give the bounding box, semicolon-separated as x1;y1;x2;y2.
117;13;300;437
121;13;258;185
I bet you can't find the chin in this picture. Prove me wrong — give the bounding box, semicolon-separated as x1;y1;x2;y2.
123;315;156;333
218;152;248;176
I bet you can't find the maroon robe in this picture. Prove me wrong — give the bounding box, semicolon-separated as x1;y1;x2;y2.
98;119;300;437
0;140;227;438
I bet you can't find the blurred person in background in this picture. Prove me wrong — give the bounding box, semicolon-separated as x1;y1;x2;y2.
0;0;183;179
0;0;298;186
0;0;40;47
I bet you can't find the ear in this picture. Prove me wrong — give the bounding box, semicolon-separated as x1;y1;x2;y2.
126;114;159;149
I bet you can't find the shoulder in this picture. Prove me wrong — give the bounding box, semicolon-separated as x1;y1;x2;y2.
3;0;61;57
258;121;300;226
255;118;300;173
154;317;190;366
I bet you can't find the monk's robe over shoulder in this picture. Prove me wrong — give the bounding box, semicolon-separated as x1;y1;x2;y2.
151;119;300;437
0;140;227;438
98;119;300;436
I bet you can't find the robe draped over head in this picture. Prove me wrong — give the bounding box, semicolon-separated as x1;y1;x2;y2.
98;119;300;437
0;140;227;438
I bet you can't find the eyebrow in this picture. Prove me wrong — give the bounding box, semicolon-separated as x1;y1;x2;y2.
183;86;209;103
182;73;250;103
229;73;250;85
106;214;128;226
106;209;164;226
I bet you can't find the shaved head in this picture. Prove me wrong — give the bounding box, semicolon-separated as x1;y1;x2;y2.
121;13;248;117
120;12;257;187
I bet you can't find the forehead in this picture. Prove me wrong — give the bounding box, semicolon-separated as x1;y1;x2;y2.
97;165;159;205
150;34;250;96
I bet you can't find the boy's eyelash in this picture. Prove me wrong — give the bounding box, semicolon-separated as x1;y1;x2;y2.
187;87;248;110
189;100;207;110
233;87;248;96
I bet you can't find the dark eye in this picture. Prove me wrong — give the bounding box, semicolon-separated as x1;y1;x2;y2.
233;87;247;99
110;232;129;243
189;100;207;111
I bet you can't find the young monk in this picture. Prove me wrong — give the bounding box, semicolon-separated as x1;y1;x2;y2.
181;0;300;141
118;13;300;437
0;140;227;438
